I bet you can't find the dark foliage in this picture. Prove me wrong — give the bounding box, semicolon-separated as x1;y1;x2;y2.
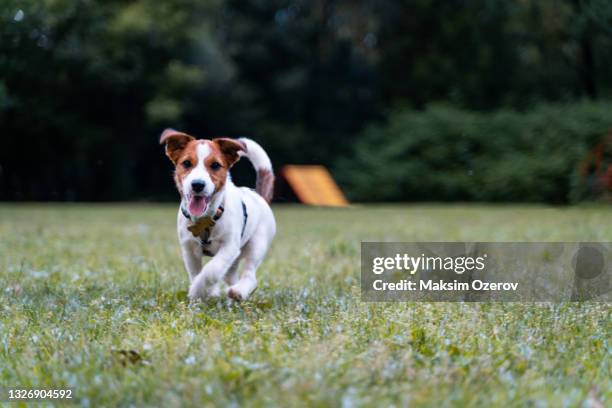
1;0;611;201
337;102;612;203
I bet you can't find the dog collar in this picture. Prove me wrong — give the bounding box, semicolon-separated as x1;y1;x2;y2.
181;200;248;252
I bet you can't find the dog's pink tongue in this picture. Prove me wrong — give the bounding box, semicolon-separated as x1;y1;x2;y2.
188;196;207;217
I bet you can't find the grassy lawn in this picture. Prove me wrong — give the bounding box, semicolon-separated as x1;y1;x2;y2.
0;204;610;407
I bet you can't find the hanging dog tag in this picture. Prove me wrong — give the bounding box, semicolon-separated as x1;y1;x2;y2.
187;217;215;237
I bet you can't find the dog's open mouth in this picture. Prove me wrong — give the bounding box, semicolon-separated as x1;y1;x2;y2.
188;195;209;218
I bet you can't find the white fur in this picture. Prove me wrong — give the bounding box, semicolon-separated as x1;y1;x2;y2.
176;141;276;302
181;144;215;201
238;138;272;170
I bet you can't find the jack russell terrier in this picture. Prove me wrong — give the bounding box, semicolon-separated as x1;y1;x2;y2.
160;129;276;301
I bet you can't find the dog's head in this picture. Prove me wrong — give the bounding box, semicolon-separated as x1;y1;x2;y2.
160;129;245;218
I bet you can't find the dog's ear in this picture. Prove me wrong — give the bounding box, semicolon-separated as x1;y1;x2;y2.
213;138;246;167
160;128;195;164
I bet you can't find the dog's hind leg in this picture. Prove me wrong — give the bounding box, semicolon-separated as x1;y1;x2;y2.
227;229;272;301
227;256;259;301
223;258;241;286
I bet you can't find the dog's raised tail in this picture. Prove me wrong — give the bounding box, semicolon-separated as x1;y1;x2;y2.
238;138;274;202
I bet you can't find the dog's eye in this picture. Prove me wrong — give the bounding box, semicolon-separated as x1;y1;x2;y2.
210;162;222;171
182;160;192;169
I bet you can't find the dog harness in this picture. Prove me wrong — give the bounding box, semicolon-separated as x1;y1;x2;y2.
181;200;248;247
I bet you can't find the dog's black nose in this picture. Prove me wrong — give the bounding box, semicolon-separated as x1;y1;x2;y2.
191;180;205;193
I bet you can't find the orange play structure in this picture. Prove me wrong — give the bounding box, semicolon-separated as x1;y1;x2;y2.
280;165;349;206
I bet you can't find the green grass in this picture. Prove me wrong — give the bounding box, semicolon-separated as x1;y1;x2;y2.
0;204;610;407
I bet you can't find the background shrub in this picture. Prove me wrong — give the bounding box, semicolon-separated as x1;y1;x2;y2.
337;101;612;203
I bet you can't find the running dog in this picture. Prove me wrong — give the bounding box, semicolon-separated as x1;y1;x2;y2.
160;129;276;301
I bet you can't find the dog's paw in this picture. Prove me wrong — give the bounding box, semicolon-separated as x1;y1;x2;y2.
227;287;244;301
227;282;256;301
205;283;222;298
188;282;205;301
188;285;221;302
188;287;201;302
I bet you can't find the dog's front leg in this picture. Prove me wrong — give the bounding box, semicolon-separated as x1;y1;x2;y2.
188;243;240;301
181;241;202;283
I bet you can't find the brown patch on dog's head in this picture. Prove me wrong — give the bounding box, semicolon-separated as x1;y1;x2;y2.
213;138;246;168
160;129;200;195
203;138;246;192
159;129;195;164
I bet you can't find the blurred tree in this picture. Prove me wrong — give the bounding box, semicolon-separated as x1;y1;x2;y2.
0;0;225;200
219;0;380;166
374;0;517;108
373;0;612;109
